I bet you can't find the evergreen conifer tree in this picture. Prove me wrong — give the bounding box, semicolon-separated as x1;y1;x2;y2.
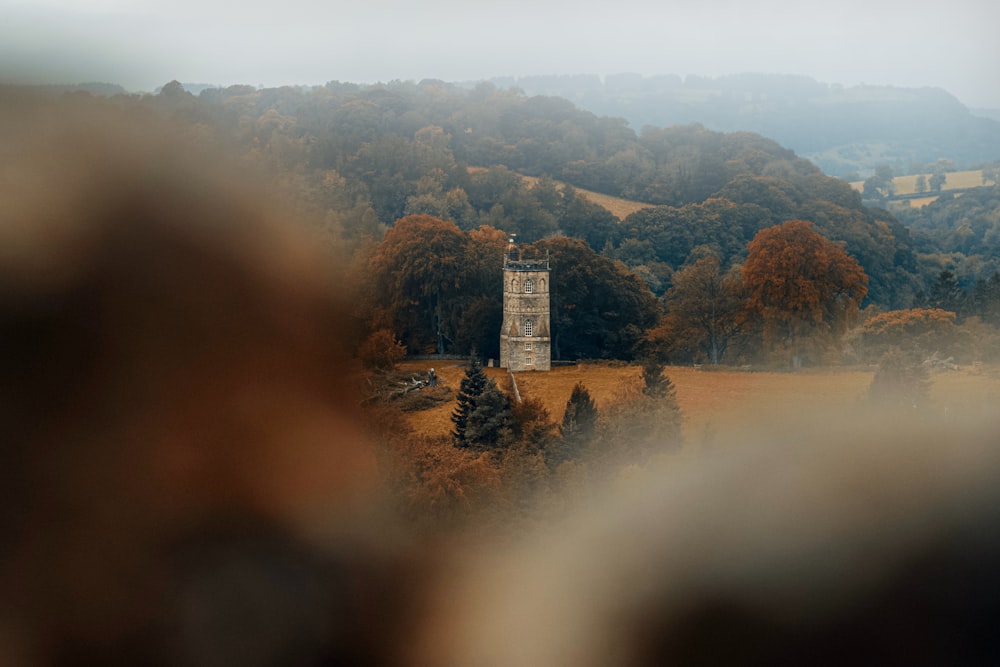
464;381;514;452
929;269;964;315
561;382;598;443
452;356;488;447
642;359;682;445
641;358;670;399
557;382;599;464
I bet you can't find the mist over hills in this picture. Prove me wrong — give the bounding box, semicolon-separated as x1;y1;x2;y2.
24;73;1000;181
497;73;1000;179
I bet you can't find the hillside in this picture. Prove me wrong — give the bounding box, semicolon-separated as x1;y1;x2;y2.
505;73;1000;179
10;77;986;338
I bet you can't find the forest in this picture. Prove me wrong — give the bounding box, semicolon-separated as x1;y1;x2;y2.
7;78;1000;366
8;78;999;369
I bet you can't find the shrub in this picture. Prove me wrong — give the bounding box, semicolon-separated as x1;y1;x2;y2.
358;328;407;370
855;308;960;362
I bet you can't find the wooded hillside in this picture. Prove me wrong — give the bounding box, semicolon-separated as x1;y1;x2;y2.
508;73;1000;178
6;79;1000;364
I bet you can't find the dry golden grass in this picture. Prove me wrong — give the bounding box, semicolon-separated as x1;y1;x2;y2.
849;169;986;208
398;360;1000;451
511;173;650;220
906;196;939;208
892;170;985;195
573;189;651;219
508;364;877;448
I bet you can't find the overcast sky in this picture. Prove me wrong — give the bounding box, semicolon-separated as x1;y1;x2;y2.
3;0;998;108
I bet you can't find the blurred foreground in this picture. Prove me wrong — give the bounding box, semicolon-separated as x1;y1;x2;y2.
2;98;1000;665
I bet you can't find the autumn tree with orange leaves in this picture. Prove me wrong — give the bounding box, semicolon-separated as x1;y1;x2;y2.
742;220;868;368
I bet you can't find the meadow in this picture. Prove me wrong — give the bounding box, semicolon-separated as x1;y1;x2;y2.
849;169;988;208
891;169;986;194
399;360;1000;450
520;174;649;219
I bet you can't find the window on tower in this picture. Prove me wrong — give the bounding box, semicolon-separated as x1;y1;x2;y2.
525;279;533;293
524;319;533;336
525;341;532;351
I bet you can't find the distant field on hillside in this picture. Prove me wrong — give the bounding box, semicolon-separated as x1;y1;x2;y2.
519;174;650;219
849;169;988;208
893;170;986;195
397;361;1000;451
578;188;651;219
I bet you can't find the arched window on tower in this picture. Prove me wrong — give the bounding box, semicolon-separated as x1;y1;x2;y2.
524;319;533;336
525;278;533;294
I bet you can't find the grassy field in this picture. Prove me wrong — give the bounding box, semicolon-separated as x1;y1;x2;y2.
572;188;650;219
892;170;987;195
397;361;1000;450
849;169;988;208
519;174;650;219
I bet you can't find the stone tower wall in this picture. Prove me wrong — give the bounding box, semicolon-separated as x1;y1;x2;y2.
500;263;551;371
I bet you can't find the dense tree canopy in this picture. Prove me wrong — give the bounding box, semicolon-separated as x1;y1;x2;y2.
742;220;868;366
656;252;744;364
10;77;959;321
622;198;773;270
530;237;662;360
896;184;1000;288
365;215;502;355
363;219;661;361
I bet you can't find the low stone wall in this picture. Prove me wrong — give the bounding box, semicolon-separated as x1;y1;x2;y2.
407;354;469;361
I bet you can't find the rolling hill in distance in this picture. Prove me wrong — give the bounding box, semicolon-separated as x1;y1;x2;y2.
499;72;1000;179
26;71;1000;182
9;71;1000;305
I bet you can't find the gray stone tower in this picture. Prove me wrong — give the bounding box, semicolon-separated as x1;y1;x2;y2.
500;238;551;371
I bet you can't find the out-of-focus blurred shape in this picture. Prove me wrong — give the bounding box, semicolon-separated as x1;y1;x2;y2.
0;92;410;666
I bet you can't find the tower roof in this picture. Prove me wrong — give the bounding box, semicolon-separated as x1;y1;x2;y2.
504;250;550;271
504;236;549;270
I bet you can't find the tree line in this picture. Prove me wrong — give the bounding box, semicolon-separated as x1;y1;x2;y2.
15;79;999;367
19;78;930;304
362;212;1000;369
361;215;660;361
362;216;876;369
